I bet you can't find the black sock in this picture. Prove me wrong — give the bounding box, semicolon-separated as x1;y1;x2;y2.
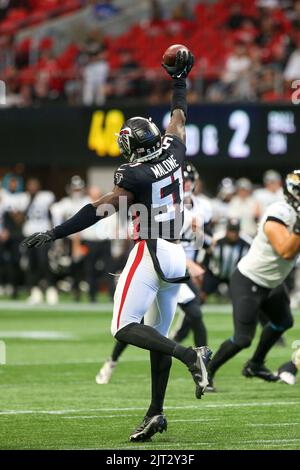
180;299;207;346
251;324;283;364
115;323;196;366
173;316;191;343
146;352;172;417
111;341;128;362
209;339;241;376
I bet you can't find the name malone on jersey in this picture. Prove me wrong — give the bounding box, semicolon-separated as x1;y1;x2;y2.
150;155;179;179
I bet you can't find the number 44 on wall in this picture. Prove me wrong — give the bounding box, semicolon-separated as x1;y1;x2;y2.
88;109;125;157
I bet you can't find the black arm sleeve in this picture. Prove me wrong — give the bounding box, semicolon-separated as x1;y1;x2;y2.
171;78;187;117
53;203;101;240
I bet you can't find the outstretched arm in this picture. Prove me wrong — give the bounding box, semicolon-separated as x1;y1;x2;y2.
264;220;300;260
22;186;134;248
162;50;194;144
166;107;186;144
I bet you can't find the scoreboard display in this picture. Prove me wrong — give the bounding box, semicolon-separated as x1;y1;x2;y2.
0;104;299;168
154;105;299;166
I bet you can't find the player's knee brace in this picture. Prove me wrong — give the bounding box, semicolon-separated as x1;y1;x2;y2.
232;334;253;349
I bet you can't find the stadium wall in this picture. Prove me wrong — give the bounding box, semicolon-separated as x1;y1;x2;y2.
0;103;299;191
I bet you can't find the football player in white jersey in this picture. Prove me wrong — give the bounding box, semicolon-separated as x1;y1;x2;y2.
207;170;300;391
21;178;57;305
22;50;212;442
254;170;284;215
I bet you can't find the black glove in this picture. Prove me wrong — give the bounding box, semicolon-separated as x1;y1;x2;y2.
21;229;56;248
162;50;194;79
294;215;300;235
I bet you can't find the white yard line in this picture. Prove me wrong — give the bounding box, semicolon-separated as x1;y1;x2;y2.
6;357;148;366
78;438;300;450
246;422;300;427
62;416;220;422
62;414;142;420
0;301;113;312
243;438;300;444
0;401;299;416
0;331;76;340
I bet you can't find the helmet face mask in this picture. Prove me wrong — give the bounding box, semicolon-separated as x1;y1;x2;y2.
117;117;162;163
117;127;133;159
284;170;300;212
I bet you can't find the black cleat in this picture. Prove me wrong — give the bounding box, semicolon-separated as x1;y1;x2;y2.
188;346;213;399
242;360;279;382
276;360;297;385
206;373;216;392
129;414;167;442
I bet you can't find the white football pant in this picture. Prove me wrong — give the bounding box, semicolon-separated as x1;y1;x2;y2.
111;239;186;338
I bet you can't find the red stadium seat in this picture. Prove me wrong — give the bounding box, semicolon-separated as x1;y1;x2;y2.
39;37;54;51
0;20;18;36
26;10;50;26
6;8;28;23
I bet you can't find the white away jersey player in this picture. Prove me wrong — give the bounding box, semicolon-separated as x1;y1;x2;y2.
111;134;188;337
253;187;284;214
181;194;212;261
21;191;55;237
238;201;297;289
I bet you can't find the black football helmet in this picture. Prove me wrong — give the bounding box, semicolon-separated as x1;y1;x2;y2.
183;161;199;197
117;117;162;163
284;170;300;212
183;161;199;183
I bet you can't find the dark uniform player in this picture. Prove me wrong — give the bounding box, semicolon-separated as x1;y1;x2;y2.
22;50;212;442
207;171;300;391
174;218;250;344
96;164;209;385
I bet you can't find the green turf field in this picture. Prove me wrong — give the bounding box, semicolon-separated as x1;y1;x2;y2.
0;302;299;450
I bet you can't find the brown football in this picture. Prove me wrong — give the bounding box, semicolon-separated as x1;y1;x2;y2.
162;44;189;66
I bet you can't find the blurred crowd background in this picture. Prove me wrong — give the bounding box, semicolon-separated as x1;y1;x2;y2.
1;168;300;308
0;0;300;106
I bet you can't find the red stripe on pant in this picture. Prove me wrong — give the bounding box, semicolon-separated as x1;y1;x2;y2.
116;240;146;330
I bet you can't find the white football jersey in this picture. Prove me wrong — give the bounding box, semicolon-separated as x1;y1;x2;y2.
238;201;298;289
254;187;284;215
181;194;211;260
2;191;26;213
50;195;90;226
22;191;55;236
